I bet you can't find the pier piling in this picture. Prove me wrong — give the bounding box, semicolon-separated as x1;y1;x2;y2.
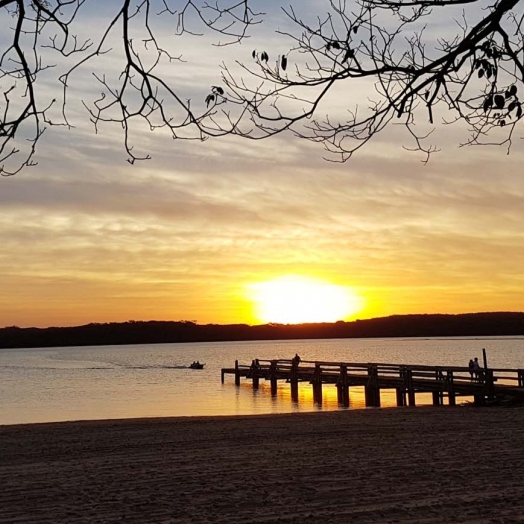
221;359;524;409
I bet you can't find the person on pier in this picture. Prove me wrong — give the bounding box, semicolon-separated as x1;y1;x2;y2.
468;359;475;381
472;357;481;382
292;354;301;366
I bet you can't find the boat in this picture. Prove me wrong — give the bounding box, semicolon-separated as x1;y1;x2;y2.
189;362;205;369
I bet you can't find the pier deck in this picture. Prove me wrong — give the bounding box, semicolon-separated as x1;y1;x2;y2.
221;359;524;407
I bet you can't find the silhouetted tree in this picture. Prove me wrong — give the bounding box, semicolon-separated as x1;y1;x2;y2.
224;0;524;163
2;0;523;175
1;313;523;348
0;0;261;175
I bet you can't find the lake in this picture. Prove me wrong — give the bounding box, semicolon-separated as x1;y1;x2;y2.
1;336;523;425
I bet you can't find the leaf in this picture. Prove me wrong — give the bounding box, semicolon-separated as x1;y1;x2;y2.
281;55;287;71
331;42;341;50
212;86;224;95
517;104;523;119
508;101;517;113
499;119;505;126
252;49;256;59
353;25;359;34
424;90;429;101
509;84;517;97
494;94;505;109
478;69;485;78
205;94;214;107
342;48;354;62
261;51;269;62
483;96;492;112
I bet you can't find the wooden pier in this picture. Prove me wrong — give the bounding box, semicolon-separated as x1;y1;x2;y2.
221;359;524;407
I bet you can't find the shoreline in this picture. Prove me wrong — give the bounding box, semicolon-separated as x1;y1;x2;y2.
0;402;469;428
2;406;524;523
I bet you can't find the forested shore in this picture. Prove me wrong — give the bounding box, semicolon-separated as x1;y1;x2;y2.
1;312;524;349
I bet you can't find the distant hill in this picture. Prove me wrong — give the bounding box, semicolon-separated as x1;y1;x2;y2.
1;312;524;349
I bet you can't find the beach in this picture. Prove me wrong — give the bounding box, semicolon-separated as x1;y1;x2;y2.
2;407;524;524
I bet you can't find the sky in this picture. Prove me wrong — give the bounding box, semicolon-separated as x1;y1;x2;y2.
1;0;523;328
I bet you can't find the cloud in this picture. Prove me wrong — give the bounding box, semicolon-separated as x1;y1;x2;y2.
2;0;524;327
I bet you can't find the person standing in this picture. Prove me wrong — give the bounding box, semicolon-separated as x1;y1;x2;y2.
472;357;481;382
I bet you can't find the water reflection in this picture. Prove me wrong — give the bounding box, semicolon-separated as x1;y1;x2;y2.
1;336;523;424
227;375;474;412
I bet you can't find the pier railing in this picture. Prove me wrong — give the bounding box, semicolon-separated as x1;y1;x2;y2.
221;359;524;408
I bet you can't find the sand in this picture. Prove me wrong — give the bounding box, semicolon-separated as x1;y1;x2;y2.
1;406;524;524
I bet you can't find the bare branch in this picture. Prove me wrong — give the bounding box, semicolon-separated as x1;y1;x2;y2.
3;0;524;174
0;0;263;175
222;0;524;162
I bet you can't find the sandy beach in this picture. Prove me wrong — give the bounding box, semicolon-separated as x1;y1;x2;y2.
2;407;524;524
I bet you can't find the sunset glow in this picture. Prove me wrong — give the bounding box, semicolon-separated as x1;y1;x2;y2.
1;2;524;330
248;276;364;324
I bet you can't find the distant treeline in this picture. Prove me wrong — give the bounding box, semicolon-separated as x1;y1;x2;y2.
1;312;524;349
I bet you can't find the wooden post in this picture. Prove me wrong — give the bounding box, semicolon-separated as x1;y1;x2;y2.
221;369;225;384
396;389;405;407
251;360;259;389
432;369;442;406
290;358;299;402
396;367;406;407
373;365;381;407
447;370;456;406
484;369;495;400
312;363;323;404
482;348;488;370
270;360;278;396
406;368;416;406
474;393;485;406
365;365;373;407
337;365;349;407
365;365;380;407
432;391;441;406
234;359;240;386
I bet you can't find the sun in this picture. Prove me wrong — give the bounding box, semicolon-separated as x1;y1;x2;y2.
248;276;363;324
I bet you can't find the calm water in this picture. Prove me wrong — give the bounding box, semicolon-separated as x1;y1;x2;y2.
1;337;523;425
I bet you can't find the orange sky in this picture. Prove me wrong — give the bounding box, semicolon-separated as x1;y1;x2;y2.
1;2;523;328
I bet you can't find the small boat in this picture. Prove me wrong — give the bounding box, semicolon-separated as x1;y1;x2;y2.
189;362;205;369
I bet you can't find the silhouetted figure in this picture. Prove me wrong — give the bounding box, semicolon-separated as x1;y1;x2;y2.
468;359;475;380
472;357;481;382
293;353;301;366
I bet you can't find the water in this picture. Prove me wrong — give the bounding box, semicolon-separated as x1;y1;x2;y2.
1;337;523;425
